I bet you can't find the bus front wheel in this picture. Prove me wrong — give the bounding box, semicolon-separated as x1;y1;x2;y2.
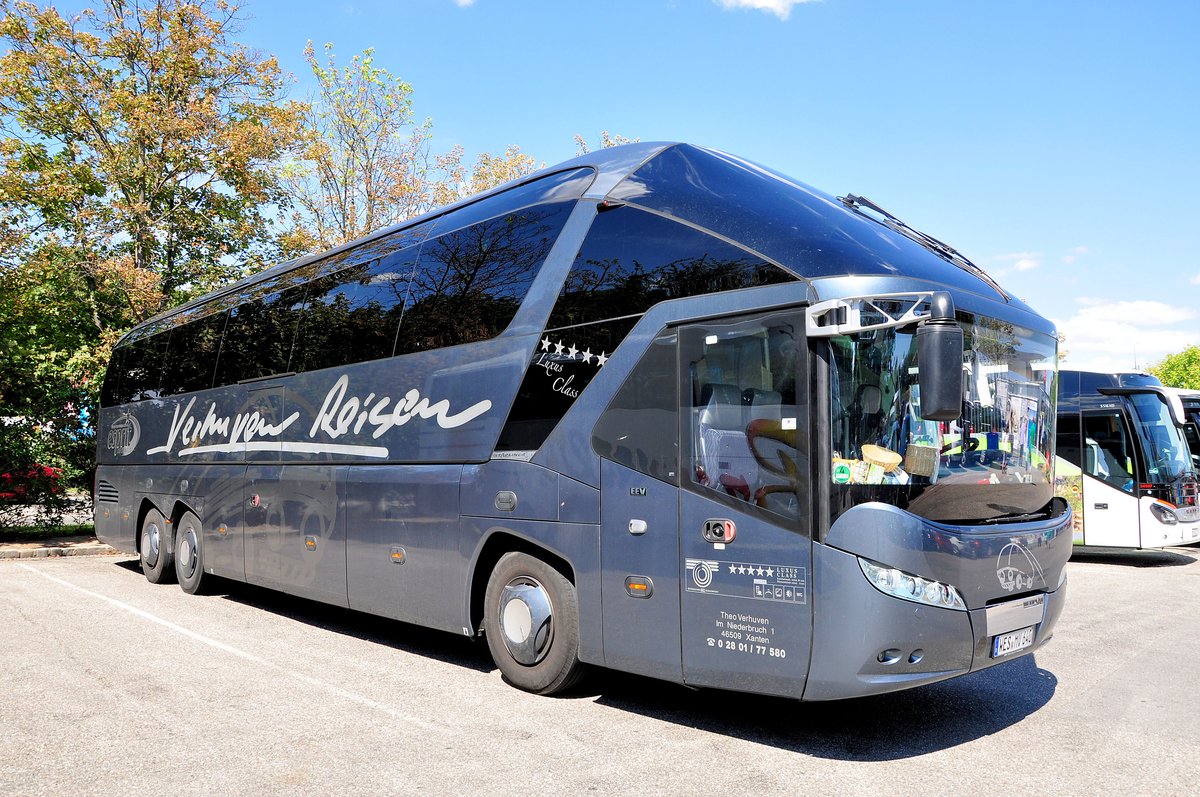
139;508;174;584
174;510;207;595
483;551;584;695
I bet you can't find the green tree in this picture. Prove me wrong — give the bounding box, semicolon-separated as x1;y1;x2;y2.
278;43;442;254
0;0;303;492
278;44;541;255
1150;345;1200;389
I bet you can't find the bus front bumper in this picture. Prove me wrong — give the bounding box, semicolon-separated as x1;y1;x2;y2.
802;542;1067;701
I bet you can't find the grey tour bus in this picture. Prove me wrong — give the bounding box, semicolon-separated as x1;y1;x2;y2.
95;143;1070;700
1055;371;1200;548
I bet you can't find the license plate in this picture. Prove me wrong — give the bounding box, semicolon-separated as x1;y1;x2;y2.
992;625;1035;658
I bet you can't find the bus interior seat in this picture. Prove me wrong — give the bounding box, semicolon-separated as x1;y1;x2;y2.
697;383;756;500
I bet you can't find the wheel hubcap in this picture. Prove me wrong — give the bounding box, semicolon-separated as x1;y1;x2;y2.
178;527;198;579
498;577;553;666
141;522;160;568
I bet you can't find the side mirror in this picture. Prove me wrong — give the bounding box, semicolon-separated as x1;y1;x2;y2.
915;292;963;421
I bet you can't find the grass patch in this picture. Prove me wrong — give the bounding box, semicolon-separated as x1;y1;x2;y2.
0;523;96;543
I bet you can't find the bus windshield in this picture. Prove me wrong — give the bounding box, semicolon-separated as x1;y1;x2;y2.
1127;393;1193;482
829;316;1058;523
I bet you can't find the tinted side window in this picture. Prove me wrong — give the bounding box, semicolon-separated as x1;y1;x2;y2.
546;206;795;330
160;311;228;397
591;331;679;484
397;201;574;354
119;332;170;403
1056;416;1081;469
213;281;307;385
293;249;418;374
101;346;125;407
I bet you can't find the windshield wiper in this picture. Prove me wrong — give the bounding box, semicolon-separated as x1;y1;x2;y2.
838;194;1010;301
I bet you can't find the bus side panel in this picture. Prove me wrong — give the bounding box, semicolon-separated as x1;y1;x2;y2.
345;464;464;632
244;464;347;607
200;464;247;581
94;465;137;554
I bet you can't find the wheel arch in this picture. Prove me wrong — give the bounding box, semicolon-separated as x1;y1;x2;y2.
469;529;577;636
135;498;168;555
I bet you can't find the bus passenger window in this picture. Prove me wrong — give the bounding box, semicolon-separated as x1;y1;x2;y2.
397;201;573;354
292;253;415;374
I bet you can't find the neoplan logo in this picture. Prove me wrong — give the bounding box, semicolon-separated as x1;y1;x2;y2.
107;414;140;457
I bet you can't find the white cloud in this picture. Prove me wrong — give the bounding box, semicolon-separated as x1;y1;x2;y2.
453;0;475;7
1053;298;1200;373
992;251;1042;272
1061;245;1089;265
714;0;818;21
1190;272;1200;286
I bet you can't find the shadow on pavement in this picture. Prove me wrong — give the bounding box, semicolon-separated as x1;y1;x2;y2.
111;558;1057;758
112;558;492;673
1069;547;1198;568
585;654;1055;760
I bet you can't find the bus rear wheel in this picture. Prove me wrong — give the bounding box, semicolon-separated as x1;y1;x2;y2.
139;508;174;584
483;551;584;695
174;510;207;595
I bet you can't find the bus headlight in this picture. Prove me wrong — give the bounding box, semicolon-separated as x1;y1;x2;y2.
1149;503;1178;525
858;558;967;611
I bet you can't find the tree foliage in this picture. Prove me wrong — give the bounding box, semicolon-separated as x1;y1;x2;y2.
1150;345;1200;390
0;0;303;489
278;42;441;254
279;44;543;256
573;130;639;156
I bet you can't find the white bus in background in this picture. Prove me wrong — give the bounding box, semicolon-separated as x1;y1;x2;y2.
1055;371;1200;548
1161;387;1200;469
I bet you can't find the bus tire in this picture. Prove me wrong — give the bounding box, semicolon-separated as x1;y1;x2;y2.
139;508;174;584
483;551;584;695
174;510;207;595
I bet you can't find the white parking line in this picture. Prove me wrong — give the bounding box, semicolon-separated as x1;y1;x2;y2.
18;563;442;732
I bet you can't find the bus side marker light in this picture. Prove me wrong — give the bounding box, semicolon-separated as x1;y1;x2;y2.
390;546;407;564
304;536;317;551
629;519;648;535
625;577;653;598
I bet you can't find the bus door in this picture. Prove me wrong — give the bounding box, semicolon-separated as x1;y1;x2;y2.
1079;409;1141;546
677;312;813;698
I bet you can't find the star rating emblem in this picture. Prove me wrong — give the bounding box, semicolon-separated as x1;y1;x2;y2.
596;351;608;366
540;336;552;351
567;344;578;359
581;348;593;364
553;340;565;355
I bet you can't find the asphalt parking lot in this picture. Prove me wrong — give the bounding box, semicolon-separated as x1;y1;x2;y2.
2;547;1197;796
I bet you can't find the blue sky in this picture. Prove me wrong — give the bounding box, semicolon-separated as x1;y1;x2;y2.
150;1;1200;371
